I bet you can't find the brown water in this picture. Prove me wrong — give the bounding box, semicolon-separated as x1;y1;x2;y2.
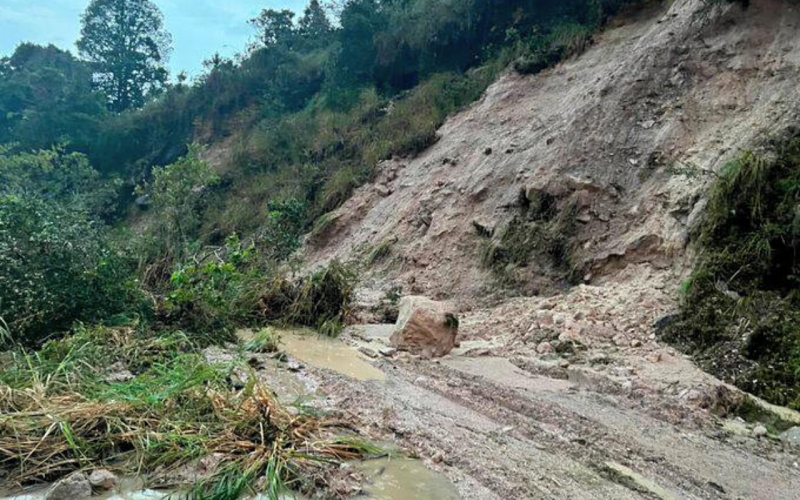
273;329;386;382
355;457;459;500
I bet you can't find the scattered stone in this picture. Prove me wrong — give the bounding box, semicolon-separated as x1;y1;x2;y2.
390;296;459;358
781;426;800;447
630;339;643;348
46;472;91;500
536;341;555;355
646;352;662;363
431;451;445;464
359;347;378;358
753;425;768;438
88;469;118;490
484;147;493;155
589;353;610;365
378;347;397;357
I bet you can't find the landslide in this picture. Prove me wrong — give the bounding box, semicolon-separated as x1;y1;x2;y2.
302;0;800;305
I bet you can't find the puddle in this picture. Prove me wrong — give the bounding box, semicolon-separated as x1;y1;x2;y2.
252;358;318;404
355;457;459;500
275;329;385;382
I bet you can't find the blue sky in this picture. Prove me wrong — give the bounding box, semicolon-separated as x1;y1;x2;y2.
0;0;309;77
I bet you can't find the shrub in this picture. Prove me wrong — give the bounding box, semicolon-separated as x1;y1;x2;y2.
144;144;221;260
0;197;142;345
258;261;357;337
660;138;800;409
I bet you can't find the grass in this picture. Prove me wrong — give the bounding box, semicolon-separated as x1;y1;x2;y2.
481;189;578;287
660;137;800;410
366;238;395;266
244;328;281;354
0;324;378;497
257;261;356;337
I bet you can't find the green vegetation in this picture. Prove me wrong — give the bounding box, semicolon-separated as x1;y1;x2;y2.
481;189;578;288
660;137;800;410
0;325;378;495
78;0;172;112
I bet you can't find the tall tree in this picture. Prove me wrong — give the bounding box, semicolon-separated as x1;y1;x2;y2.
77;0;172;112
250;9;296;48
0;44;106;149
298;0;333;42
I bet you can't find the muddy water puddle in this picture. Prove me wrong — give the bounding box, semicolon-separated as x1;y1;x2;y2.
272;329;385;382
355;457;459;500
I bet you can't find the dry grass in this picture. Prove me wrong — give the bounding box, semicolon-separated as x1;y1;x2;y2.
0;327;376;498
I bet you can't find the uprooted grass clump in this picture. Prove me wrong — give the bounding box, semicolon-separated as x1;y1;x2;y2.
0;325;377;497
480;189;577;290
660;137;800;409
257;261;356;338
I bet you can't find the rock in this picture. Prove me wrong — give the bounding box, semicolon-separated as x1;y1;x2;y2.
753;425;768;438
375;184;392;197
378;347;397;357
781;426;800;447
88;469;118;490
390;296;459;358
630;339;643;348
104;361;134;383
536;341;555;355
46;472;92;500
484;147;493;155
359;347;378;358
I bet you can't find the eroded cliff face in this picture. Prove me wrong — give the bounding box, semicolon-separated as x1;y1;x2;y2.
302;0;800;303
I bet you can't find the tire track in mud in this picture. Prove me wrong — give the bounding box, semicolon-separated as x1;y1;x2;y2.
324;354;800;500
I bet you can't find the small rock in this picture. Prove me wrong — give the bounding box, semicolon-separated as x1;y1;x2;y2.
359;347;378;358
46;473;92;500
753;425;769;438
286;359;303;372
589;353;610;365
781;426;800;447
378;347;397;357
88;469;118;490
484;147;493;155
536;341;555;355
630;339;643;348
104;361;134;383
431;451;445;464
375;184;392;197
646;352;662;363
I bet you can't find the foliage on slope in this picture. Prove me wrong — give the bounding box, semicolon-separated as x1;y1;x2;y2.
661;137;800;410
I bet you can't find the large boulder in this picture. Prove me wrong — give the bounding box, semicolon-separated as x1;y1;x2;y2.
390;296;459;358
46;472;92;500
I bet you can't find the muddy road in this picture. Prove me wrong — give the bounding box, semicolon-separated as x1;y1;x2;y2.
267;318;800;500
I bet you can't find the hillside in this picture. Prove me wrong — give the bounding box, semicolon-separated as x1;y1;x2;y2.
5;0;800;498
303;0;800;300
285;0;800;497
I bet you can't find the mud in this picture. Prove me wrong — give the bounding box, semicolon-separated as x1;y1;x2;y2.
355;457;459;500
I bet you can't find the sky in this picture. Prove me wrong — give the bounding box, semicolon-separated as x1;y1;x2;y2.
0;0;309;78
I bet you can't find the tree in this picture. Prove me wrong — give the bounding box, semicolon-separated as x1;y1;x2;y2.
250;9;296;48
77;0;172;112
298;0;333;42
0;44;107;149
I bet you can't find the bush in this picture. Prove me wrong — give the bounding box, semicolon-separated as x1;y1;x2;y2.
0;197;142;345
660;138;800;409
